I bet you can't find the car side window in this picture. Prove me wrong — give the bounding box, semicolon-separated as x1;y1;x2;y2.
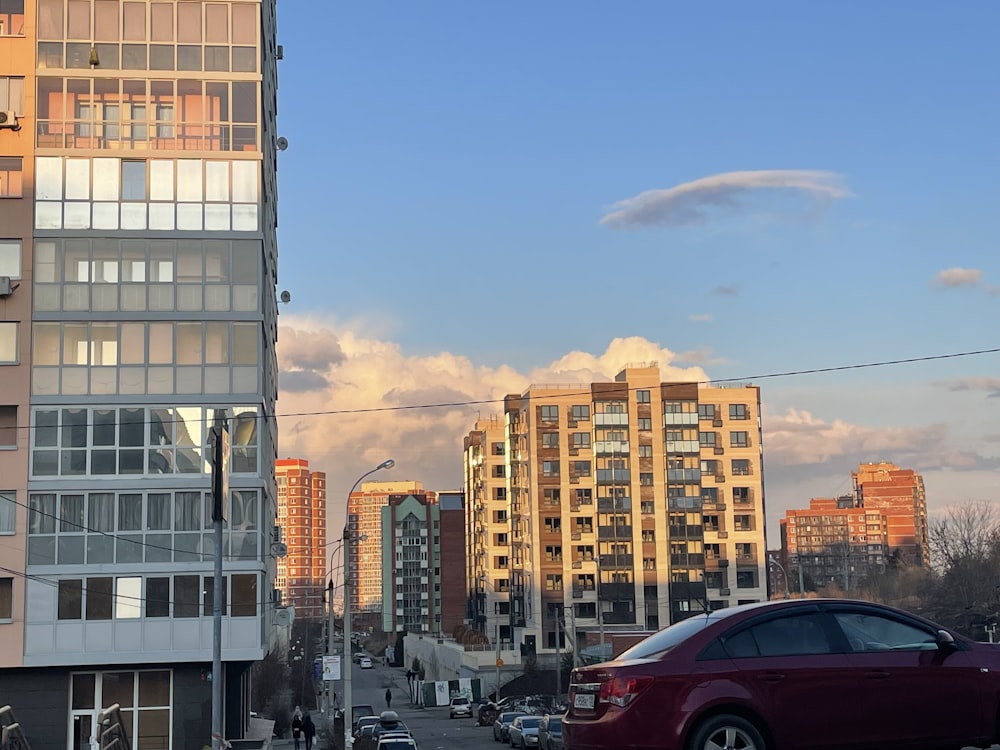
722;612;833;658
833;611;938;652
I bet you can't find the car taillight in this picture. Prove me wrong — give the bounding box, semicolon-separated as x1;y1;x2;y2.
598;676;653;707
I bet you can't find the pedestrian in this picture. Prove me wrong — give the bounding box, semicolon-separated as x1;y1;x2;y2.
385;687;393;709
301;713;316;750
291;708;303;750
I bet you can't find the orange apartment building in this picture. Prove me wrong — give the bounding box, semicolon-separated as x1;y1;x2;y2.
853;461;929;567
276;458;327;619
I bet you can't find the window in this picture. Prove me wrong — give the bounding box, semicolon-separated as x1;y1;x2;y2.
121;160;147;200
58;578;83;619
636;389;650;403
734;515;753;532
0;77;24;113
571;405;590;421
0;322;16;365
733;487;751;504
544;517;561;533
545;574;563;591
146;577;169;617
729;404;748;420
705;571;723;589
639;472;653;486
86;577;113;620
834;610;938;652
0;577;10;619
0;406;14;448
540;405;558;422
735;570;757;589
541;432;559;449
492;465;505;478
542;461;559;477
231;573;257;616
641;529;655;542
0;491;13;533
642;557;655;570
572;432;591;448
730;431;749;448
699;431;717;447
723;613;831;658
701;459;719;475
494;487;506;501
640;500;654;514
573;461;591;477
731;459;751;476
637;444;652;458
0;157;22;197
698;404;715;419
492;442;505;456
637;417;652;431
545;545;562;562
701;487;718;503
0;239;21;279
0;0;25;37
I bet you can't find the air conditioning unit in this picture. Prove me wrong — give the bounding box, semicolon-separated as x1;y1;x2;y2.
276;44;284;60
0;111;17;129
0;277;12;297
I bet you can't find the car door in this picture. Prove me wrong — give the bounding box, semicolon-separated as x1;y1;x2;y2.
723;609;861;750
831;606;981;749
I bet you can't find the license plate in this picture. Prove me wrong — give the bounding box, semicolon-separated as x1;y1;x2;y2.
573;693;595;710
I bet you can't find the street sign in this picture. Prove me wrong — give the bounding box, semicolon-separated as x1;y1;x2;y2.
323;655;342;681
495;658;504;668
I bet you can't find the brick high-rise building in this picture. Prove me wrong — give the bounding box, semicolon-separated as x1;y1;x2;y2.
464;364;768;661
853;461;929;567
0;2;281;747
276;458;327;618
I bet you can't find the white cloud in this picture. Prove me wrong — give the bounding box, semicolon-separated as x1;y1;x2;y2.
600;170;850;228
689;314;714;323
930;267;983;289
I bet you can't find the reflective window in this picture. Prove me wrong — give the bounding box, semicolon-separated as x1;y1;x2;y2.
0;76;24;113
0;239;21;279
0;322;17;363
0;157;23;197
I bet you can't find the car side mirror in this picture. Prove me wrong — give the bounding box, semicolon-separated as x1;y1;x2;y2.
936;630;957;649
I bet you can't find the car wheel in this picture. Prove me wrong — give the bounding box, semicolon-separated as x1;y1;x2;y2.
687;713;767;750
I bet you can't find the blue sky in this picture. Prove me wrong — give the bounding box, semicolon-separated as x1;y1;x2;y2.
271;2;1000;543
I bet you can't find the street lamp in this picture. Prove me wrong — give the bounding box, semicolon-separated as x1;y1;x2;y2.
768;555;790;600
344;458;394;750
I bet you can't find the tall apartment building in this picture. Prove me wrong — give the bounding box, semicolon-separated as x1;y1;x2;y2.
0;2;281;747
347;480;426;616
379;489;465;636
276;458;326;619
853;461;929;567
779;496;889;591
463;364;768;660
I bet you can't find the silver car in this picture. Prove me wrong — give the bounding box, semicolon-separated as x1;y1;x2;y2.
508;715;541;749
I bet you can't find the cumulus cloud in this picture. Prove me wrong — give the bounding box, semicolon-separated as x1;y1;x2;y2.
276;327;709;525
934;377;1000;399
713;285;740;297
930;267;983;289
689;314;714;323
600;170;850;228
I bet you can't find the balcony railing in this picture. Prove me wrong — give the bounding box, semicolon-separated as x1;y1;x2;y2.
598;525;633;540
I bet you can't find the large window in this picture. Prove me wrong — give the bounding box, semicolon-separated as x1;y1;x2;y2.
0;239;21;279
730;431;750;448
0;323;17;363
0;157;23;197
31;323;260;396
0;76;24;112
0;577;11;620
69;670;172;750
28;488;259;565
0;491;14;533
34;156;260;231
0;0;25;37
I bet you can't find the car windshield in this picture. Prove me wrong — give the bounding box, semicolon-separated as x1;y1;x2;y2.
519;718;541;729
547;717;561;729
617;613;716;659
453;698;469;704
501;712;524;722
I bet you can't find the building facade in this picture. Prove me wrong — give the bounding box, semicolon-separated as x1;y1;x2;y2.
853;461;929;567
379;489;464;636
463;364;769;661
275;458;326;619
0;2;281;748
779;496;889;591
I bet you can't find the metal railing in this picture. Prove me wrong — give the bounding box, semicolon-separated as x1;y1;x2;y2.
0;706;31;750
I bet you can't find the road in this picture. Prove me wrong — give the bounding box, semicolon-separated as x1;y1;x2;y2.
275;656;498;750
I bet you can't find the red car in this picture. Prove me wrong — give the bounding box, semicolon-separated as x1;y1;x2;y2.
564;598;1000;750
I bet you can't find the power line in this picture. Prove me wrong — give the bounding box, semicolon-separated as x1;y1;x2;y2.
7;345;998;434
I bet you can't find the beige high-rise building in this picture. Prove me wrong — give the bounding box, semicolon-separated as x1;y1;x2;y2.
348;480;428;615
0;2;281;747
276;458;327;618
464;364;768;659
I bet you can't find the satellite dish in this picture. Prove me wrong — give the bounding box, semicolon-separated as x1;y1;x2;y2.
271;542;288;557
279;290;291;304
276;136;289;151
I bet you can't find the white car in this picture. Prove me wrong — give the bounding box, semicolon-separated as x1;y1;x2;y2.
448;696;472;719
359;656;374;669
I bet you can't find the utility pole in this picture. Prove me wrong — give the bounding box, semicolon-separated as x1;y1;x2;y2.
554;606;562;700
210;414;229;750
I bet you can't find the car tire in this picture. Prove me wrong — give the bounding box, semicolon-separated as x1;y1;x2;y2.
687;713;767;750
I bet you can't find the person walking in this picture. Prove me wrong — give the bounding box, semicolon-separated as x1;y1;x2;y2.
301;713;316;750
385;687;393;709
290;709;303;750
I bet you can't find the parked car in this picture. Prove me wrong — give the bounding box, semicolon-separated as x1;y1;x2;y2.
537;714;562;750
351;706;377;731
353;715;380;739
376;736;417;750
353;651;367;664
493;711;526;743
564;598;1000;750
508;715;541;748
371;711;409;746
449;696;472;719
360;656;374;669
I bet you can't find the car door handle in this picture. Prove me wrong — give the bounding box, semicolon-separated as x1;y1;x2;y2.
865;670;890;680
757;672;785;682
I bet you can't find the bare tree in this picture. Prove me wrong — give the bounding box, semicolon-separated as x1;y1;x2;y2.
928;500;1000;572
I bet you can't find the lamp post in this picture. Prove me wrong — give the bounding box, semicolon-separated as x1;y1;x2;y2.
768;555;790;599
344;459;394;750
324;542;346;726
